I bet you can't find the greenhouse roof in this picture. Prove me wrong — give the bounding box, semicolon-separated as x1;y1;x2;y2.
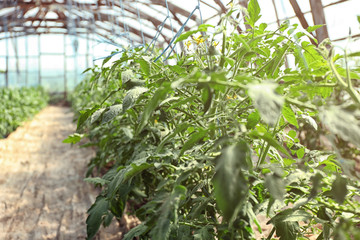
0;0;359;47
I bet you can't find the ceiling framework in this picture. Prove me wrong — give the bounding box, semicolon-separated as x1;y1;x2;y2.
0;0;228;46
0;0;357;47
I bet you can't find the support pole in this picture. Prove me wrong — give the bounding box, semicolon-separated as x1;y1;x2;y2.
86;33;90;69
38;34;41;86
289;0;317;45
5;33;9;88
309;0;329;43
64;34;67;99
25;35;28;86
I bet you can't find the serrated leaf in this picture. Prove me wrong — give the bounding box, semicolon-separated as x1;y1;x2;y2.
179;129;207;156
307;25;324;33
194;226;215;240
320;106;360;148
102;104;123;124
246;110;261;129
137;57;151;76
77;106;100;130
136;85;170;135
331;175;348;204
246;0;261;28
107;160;153;199
63;133;85;144
282;104;299;128
84;177;109;186
157;122;189;153
265;173;285;200
90;108;105;124
121;69;134;84
123;223;148;240
122;87;148;112
274;221;299;240
301;114;318;130
268;209;312;224
250;130;291;157
150;185;187;240
86;196;109;240
174;24;214;43
248;83;284;126
213;142;250;222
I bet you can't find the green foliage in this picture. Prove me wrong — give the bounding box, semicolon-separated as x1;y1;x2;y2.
68;3;360;240
0;86;48;138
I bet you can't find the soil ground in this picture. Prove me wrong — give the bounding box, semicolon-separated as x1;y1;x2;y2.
0;106;124;240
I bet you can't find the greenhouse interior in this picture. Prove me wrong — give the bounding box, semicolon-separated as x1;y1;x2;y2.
1;0;360;239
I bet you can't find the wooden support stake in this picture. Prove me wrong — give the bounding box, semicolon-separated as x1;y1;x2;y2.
309;0;329;43
289;0;317;45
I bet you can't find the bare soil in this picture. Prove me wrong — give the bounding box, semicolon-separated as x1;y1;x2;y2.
0;106;123;240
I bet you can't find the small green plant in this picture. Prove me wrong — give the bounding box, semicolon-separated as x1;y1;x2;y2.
0;86;48;138
67;1;360;239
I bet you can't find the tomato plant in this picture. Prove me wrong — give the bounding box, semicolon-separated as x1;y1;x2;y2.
67;1;360;239
0;86;48;138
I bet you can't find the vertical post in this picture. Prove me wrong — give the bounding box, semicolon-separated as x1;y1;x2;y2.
5;34;9;88
74;37;78;85
86;33;89;69
25;36;28;86
38;34;41;86
14;35;20;86
309;0;329;43
64;34;67;99
271;0;281;27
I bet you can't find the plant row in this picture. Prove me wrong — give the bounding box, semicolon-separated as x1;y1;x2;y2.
67;1;360;239
0;86;48;138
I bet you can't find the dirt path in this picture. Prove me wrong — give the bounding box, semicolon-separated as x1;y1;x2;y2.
0;106;122;240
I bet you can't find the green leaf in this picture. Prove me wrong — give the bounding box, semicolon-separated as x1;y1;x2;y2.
301;114;318;130
194;226;215;240
248;82;284;126
268;209;312;224
307;25;323;33
150;185;187;240
179;129;207;156
84;177;110;187
108;160;153;199
90;108;105;124
296;148;305;159
200;84;213;114
274;221;299;240
331;175;348;204
282;104;299;128
136;85;170;135
250;130;291;157
175;24;214;43
86;196;109;240
246;110;261;129
121;69;134;84
246;0;261;28
123;223;148;240
102;104;123;124
156;123;189;152
265;173;285;200
175;30;199;43
122;87;148;112
62;133;85;144
77;106;100;130
213;142;250;222
137;57;151;76
357;15;360;24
